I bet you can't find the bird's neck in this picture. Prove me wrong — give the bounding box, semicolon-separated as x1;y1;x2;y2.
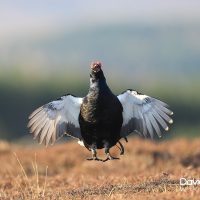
89;79;110;95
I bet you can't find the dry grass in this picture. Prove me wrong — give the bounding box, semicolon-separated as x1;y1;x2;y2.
0;137;200;200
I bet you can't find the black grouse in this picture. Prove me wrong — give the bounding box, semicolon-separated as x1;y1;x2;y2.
28;61;173;162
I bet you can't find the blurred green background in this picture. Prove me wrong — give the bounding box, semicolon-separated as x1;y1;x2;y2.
0;1;200;141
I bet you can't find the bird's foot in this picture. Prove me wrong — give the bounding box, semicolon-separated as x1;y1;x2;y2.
86;146;103;161
103;154;120;162
87;157;103;162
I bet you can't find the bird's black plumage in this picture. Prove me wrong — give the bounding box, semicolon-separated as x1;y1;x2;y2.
28;61;173;162
79;68;123;150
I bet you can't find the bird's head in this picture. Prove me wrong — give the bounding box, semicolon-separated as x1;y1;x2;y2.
90;61;102;73
90;61;105;84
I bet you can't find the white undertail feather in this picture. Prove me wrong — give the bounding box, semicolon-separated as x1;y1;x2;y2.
78;140;85;147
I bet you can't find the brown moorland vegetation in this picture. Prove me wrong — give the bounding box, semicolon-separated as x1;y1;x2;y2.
0;137;200;200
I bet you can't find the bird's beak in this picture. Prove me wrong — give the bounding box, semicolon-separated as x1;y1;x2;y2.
92;64;101;73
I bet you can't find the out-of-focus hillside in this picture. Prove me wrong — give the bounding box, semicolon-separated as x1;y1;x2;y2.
0;74;200;141
1;23;200;139
0;23;200;80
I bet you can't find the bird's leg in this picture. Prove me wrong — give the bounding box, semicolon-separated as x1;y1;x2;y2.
103;143;120;162
117;141;125;155
87;148;97;161
87;145;102;161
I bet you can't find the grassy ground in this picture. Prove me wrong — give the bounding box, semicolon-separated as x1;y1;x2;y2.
0;137;200;200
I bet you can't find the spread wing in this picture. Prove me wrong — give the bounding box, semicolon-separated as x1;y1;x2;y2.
117;90;173;139
28;94;83;146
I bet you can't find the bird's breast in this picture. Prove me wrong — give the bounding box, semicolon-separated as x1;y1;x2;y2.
80;95;100;123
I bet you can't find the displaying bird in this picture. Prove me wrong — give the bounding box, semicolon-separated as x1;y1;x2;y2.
28;61;173;162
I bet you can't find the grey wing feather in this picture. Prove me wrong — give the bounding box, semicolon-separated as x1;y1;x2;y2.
117;90;173;139
28;95;83;146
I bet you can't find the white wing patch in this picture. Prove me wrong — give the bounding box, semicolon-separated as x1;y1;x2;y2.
28;95;83;146
117;90;173;139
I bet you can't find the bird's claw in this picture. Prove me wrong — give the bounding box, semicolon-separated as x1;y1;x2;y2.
87;157;103;161
87;156;119;162
103;155;120;162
